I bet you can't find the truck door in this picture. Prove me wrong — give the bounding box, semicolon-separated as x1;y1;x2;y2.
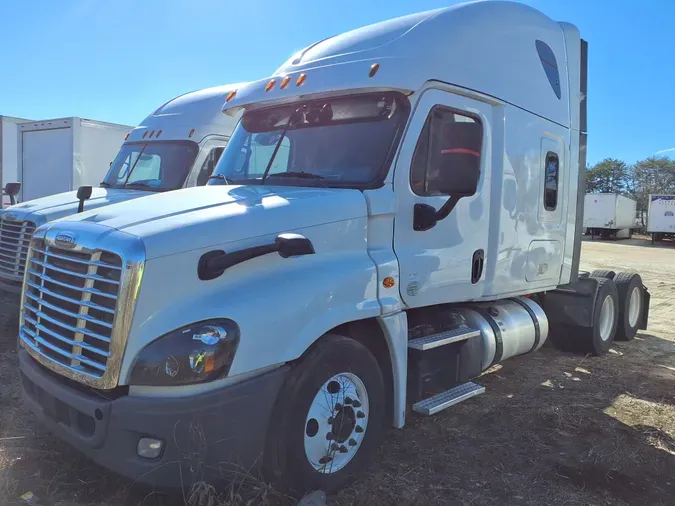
393;89;492;308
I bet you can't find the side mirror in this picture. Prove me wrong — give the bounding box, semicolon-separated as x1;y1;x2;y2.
4;182;21;206
413;151;480;232
77;185;93;213
276;233;315;258
430;151;480;197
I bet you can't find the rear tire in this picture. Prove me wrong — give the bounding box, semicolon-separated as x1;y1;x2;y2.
263;334;385;496
590;269;616;280
614;272;643;341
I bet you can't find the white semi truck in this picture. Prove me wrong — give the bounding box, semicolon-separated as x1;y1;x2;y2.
0;84;244;294
17;2;650;497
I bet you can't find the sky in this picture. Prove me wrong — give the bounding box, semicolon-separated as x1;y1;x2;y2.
0;0;673;165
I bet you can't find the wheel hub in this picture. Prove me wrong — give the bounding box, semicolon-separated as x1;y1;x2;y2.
304;372;369;474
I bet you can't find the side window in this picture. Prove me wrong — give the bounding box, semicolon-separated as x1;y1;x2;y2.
196;147;225;186
410;107;482;196
544;152;559;211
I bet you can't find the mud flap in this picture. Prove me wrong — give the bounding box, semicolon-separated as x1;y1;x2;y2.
639;286;650;330
541;276;600;328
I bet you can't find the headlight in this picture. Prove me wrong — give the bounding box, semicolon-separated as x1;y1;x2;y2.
129;320;240;386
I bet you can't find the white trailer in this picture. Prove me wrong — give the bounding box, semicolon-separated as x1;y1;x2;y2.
583;193;637;239
647;194;675;243
17;2;650;497
1;115;32;207
17;117;133;202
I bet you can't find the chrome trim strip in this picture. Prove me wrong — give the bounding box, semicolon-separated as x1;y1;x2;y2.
26;268;117;300
25;279;116;314
22;302;111;343
32;248;123;270
29;257;121;285
21;321;110;358
24;292;114;328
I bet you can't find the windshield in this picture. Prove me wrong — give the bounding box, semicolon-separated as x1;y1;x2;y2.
208;92;407;188
101;141;199;191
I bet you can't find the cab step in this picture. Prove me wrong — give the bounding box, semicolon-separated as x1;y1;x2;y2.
412;382;485;415
407;327;480;351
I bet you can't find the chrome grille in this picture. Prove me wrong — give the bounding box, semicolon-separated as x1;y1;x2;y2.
0;218;36;282
20;240;123;379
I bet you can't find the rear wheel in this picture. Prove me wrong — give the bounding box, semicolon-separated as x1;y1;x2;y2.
263;335;385;495
614;272;644;341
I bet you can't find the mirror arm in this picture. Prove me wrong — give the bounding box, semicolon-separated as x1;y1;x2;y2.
413;195;462;232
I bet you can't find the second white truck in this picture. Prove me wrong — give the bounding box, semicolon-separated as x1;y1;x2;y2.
0;83;245;293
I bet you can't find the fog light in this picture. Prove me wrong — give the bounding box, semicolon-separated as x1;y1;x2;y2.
137;437;164;459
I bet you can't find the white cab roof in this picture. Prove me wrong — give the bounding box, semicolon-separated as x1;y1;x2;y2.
128;83;248;144
225;1;576;128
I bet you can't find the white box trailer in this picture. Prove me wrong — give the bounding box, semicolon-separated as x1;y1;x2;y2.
17;117;133;202
1;115;32;207
583;193;637;239
647;194;675;243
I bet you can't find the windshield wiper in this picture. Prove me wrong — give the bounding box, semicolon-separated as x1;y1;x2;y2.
99;181;111;187
266;172;326;180
124;182;161;191
208;174;235;185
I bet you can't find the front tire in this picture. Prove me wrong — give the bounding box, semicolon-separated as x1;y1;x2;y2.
263;334;385;495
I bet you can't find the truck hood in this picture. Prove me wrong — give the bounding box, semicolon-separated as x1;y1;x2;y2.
2;188;152;226
56;186;368;260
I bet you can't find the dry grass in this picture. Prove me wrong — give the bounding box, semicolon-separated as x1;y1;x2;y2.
1;239;675;505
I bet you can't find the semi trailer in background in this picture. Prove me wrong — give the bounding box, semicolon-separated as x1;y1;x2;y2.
17;2;650;497
0;84;245;293
1;115;32;207
584;193;637;239
17;117;133;202
647;194;675;243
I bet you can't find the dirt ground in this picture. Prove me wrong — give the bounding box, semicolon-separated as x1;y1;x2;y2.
1;236;674;505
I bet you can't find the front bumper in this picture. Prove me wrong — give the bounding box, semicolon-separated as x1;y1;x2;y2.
19;349;288;488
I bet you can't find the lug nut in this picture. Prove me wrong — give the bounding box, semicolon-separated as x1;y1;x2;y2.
335;403;343;411
330;443;339;451
352;400;362;408
338;445;348;453
319;456;333;464
327;416;334;424
357;411;365;419
355;425;364;433
349;438;357;447
326;432;335;440
344;397;353;405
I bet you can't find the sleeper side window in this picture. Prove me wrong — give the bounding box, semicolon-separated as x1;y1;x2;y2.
410;107;482;196
544;152;559;211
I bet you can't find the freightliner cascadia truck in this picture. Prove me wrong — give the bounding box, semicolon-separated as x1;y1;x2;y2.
0;83;245;294
17;2;649;496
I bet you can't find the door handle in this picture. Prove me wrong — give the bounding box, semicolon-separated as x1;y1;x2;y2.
471;249;484;284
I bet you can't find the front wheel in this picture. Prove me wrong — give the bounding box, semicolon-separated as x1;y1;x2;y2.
263;334;385;495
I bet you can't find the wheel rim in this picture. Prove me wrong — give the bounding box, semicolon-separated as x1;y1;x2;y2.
304;372;369;474
628;286;642;328
598;294;616;341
